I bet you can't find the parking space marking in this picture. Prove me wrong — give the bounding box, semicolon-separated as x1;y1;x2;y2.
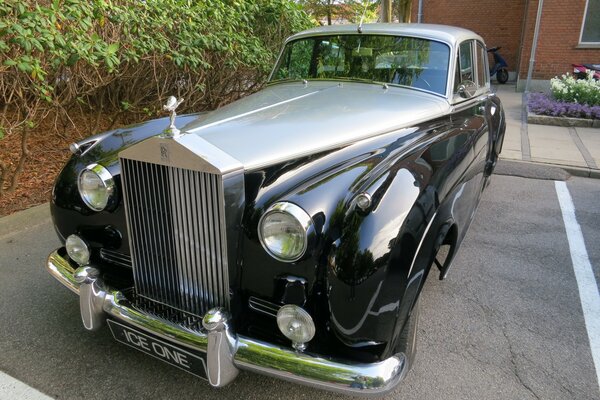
0;371;54;400
555;181;600;391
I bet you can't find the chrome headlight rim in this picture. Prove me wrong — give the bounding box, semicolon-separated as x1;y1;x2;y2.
258;202;314;263
77;163;116;212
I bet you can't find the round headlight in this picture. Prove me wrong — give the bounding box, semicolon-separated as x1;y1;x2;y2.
258;202;313;262
66;234;90;266
78;163;115;211
277;305;315;351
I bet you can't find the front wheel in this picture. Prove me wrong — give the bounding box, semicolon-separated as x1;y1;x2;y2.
496;68;509;84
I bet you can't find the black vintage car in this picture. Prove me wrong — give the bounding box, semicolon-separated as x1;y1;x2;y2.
47;23;505;396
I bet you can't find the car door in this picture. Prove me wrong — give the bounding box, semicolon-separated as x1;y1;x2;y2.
445;39;490;242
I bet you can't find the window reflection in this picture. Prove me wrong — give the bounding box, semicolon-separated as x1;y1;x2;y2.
272;35;450;95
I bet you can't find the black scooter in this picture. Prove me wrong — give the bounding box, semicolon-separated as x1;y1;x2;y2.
488;47;509;84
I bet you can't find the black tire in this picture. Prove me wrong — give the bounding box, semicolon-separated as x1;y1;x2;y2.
395;299;420;370
496;68;509;84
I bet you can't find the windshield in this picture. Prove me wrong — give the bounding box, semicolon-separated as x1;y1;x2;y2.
270;35;450;96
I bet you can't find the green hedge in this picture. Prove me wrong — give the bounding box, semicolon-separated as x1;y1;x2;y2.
0;0;312;194
0;0;313;132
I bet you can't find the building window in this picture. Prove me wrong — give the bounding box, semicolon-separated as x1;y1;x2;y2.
580;0;600;44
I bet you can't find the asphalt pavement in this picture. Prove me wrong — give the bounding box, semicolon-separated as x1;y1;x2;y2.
0;164;599;400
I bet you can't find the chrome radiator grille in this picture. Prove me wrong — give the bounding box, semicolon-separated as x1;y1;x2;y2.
120;158;230;317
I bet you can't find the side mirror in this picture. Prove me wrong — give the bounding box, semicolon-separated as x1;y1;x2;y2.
457;80;477;98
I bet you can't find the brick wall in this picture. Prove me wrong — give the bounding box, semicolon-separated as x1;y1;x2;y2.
518;0;600;80
410;0;525;73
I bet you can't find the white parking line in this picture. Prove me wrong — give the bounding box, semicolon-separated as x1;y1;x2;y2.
0;371;54;400
555;181;600;391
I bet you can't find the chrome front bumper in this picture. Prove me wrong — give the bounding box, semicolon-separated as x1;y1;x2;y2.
47;249;407;396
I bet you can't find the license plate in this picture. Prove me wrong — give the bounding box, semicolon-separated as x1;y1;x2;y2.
107;319;207;379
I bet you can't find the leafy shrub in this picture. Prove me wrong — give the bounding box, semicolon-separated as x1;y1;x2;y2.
550;72;600;106
0;0;313;195
528;92;600;120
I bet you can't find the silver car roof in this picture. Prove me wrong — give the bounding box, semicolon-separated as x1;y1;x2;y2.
286;23;484;46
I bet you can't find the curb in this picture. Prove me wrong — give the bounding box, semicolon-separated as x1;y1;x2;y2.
527;113;600;128
500;157;600;179
0;203;50;238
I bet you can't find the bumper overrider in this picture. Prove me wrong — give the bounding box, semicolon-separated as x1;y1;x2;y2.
47;249;407;396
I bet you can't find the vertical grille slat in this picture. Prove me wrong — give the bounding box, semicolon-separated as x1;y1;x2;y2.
146;161;160;300
213;176;225;304
195;172;210;310
162;164;179;307
121;158;230;317
199;174;214;308
181;169;194;313
188;170;202;314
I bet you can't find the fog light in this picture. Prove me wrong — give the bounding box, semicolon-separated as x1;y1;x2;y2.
66;234;90;266
276;305;315;351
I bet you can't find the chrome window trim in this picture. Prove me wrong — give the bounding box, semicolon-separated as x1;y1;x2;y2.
451;39;490;105
475;40;491;90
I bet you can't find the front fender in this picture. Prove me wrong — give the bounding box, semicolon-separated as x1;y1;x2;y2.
326;167;437;351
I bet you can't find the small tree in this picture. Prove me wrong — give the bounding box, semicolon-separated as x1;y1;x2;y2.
381;0;392;22
396;0;412;22
299;0;377;25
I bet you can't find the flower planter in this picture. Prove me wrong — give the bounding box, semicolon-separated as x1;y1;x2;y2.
527;113;600;128
527;90;600;127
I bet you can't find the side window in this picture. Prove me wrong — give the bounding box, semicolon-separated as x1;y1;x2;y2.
476;42;489;88
454;40;474;93
459;41;474;82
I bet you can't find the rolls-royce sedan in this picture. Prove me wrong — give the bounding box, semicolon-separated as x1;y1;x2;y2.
47;23;505;396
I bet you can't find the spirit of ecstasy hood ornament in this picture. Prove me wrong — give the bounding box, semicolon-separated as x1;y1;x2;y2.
163;96;184;137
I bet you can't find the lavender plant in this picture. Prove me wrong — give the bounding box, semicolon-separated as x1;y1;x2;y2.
528;92;600;119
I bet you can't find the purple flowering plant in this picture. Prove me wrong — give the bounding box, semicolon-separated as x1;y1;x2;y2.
528;72;600;119
528;92;600;120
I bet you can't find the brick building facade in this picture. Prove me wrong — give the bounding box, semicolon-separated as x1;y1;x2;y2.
411;0;600;90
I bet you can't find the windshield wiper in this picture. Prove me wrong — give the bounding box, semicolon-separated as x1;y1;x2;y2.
270;77;389;89
328;77;389;88
268;78;308;85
